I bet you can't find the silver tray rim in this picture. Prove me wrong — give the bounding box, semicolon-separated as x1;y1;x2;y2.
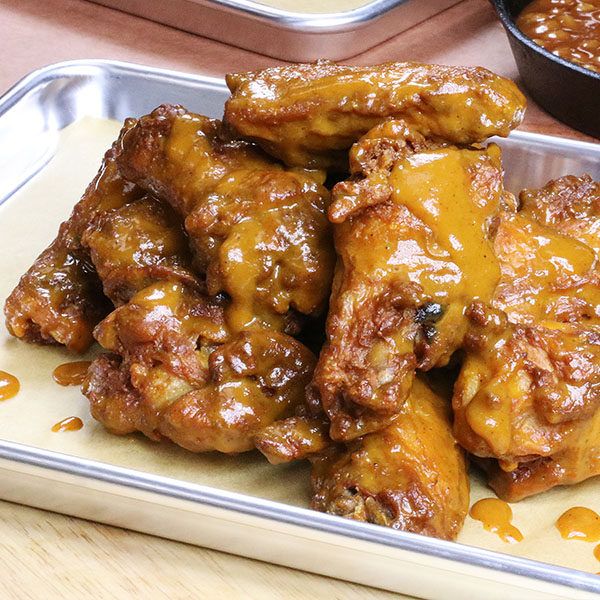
1;58;600;597
92;0;454;32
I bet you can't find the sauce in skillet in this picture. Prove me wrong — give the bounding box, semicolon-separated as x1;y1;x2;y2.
517;0;600;74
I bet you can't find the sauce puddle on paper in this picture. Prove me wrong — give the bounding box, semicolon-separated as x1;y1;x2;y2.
0;370;19;401
52;416;84;432
53;361;92;386
557;507;600;542
469;498;523;543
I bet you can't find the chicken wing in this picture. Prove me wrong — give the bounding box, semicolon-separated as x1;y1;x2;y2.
454;178;600;500
454;303;600;501
116;104;335;334
311;378;469;541
4;119;144;352
85;287;316;453
224;60;526;169
184;168;334;333
311;121;507;441
116;105;275;216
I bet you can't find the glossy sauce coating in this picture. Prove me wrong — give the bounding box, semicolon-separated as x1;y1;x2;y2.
0;371;19;401
51;416;84;432
557;506;600;541
469;498;523;543
225;61;526;169
517;0;600;73
52;361;92;386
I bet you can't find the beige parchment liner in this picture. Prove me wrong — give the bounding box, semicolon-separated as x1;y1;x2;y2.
2;117;600;577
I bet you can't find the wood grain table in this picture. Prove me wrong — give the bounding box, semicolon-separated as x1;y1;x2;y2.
0;1;596;598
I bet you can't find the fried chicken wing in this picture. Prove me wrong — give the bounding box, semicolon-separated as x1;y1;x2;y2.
224;60;526;169
81;196;199;306
311;122;506;440
4;119;144;352
491;211;600;325
85;327;316;453
311;378;469;541
454;304;600;501
116;104;335;334
116;104;276;216
158;331;315;453
454;177;600;500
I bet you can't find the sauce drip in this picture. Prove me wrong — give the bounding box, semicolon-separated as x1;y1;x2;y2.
594;544;600;561
52;361;92;386
556;507;600;542
51;416;84;432
0;370;19;401
469;498;523;543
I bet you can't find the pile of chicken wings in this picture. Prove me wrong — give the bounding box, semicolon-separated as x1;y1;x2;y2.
6;60;600;541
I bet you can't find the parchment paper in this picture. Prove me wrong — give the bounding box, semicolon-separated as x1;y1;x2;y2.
1;117;599;576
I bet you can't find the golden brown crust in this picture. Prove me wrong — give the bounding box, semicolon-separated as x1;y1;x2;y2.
4;119;144;353
225;60;526;169
311;378;469;541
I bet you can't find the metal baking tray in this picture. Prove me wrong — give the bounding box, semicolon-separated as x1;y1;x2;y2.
86;0;461;61
2;60;600;600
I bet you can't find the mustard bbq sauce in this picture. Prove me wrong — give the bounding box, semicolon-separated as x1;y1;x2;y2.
557;507;600;542
469;498;524;543
52;361;92;386
517;0;600;74
0;371;19;401
51;416;84;432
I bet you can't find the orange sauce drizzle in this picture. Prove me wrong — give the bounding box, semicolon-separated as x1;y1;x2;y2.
594;544;600;562
469;498;523;543
0;370;20;401
51;416;84;432
52;361;92;386
557;507;600;542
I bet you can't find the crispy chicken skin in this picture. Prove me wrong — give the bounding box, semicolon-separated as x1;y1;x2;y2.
224;60;526;169
116;105;276;216
519;174;600;256
454;304;600;501
311;122;506;441
185;168;334;333
255;412;332;464
116;105;335;334
4;119;144;352
311;378;469;541
454;181;600;501
81;196;200;306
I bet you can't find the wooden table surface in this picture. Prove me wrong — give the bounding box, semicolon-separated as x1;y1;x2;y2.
0;1;597;598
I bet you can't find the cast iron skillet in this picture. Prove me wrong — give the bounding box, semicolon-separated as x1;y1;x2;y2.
491;0;600;139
